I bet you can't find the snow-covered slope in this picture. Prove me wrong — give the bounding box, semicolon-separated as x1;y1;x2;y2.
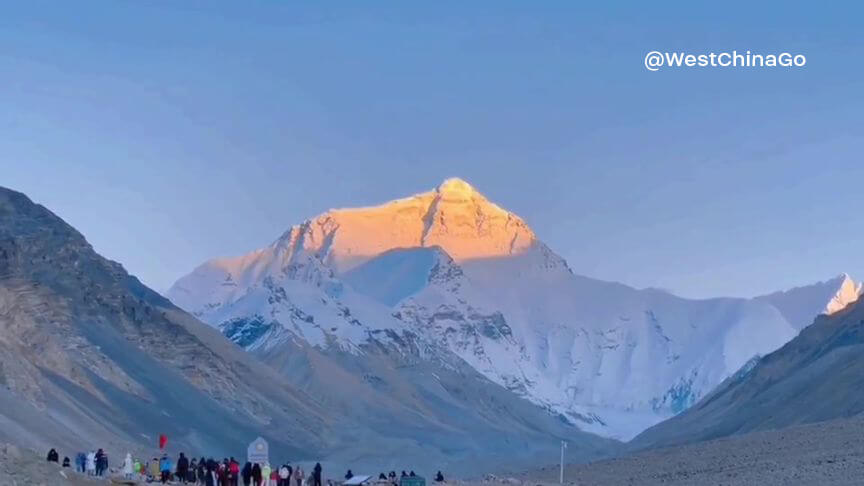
631;292;864;450
168;178;856;440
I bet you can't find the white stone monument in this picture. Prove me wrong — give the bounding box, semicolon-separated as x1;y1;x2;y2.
247;437;269;465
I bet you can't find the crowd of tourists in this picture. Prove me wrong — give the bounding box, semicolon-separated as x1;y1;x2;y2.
47;447;445;485
46;448;111;476
367;470;445;483
126;454;317;485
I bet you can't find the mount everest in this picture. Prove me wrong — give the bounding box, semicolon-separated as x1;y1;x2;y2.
168;178;861;440
0;184;614;475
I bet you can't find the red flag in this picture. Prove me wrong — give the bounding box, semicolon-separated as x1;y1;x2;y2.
159;434;168;450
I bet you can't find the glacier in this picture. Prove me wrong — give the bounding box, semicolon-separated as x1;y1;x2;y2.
168;178;861;440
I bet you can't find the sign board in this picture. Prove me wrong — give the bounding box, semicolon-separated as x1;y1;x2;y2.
400;477;425;486
344;475;372;486
247;437;269;465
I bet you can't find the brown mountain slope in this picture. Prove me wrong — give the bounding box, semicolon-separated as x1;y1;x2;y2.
0;186;328;458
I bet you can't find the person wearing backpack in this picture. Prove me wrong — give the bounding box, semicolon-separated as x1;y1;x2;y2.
229;457;240;486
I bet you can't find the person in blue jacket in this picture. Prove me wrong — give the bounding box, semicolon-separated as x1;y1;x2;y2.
75;452;87;473
160;454;174;484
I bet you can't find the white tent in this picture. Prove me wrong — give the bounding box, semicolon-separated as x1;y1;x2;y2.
343;475;373;486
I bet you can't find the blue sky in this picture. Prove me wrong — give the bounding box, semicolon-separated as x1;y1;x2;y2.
1;1;862;297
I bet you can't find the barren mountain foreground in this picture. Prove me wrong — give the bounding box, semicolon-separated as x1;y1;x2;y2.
4;415;864;485
511;415;864;485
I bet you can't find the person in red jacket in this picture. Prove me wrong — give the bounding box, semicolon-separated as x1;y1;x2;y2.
230;457;240;486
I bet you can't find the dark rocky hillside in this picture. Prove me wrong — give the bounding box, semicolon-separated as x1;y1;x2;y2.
0;186;327;459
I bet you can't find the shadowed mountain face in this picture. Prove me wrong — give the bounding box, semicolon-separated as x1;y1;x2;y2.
249;337;620;474
631;296;864;450
0;186;328;459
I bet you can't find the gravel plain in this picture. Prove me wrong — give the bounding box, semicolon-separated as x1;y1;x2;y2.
6;416;864;486
474;416;864;486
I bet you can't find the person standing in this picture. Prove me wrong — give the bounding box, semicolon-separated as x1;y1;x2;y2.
293;466;304;486
189;459;198;484
262;463;272;486
233;461;240;486
218;460;229;486
95;449;105;476
210;457;221;483
279;464;290;486
205;460;218;486
199;458;209;485
242;462;253;486
177;452;190;483
123;453;134;480
149;457;160;482
161;454;174;484
313;463;322;486
252;463;263;486
99;450;109;476
230;457;240;486
86;451;96;476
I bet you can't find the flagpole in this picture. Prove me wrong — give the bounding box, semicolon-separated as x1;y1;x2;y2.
559;440;566;484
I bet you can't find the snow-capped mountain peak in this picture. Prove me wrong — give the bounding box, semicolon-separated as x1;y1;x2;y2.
263;178;538;275
825;273;862;315
755;273;862;331
436;177;479;199
168;179;853;440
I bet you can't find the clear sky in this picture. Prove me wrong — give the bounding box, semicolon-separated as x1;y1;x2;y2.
1;1;862;298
